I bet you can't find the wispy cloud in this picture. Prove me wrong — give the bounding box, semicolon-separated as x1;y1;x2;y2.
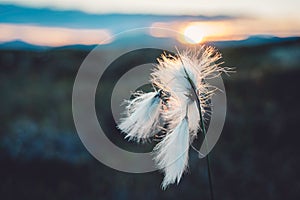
0;5;238;31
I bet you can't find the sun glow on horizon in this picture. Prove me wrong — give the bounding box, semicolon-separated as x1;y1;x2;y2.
181;22;231;44
150;21;234;44
183;25;204;44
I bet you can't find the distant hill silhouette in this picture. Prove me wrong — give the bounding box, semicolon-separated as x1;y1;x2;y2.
1;36;299;51
211;35;300;48
0;40;49;50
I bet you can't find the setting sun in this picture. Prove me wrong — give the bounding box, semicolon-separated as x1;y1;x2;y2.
184;25;204;44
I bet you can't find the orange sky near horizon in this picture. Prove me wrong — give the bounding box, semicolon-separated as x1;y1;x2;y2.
1;0;300;46
151;18;300;44
0;24;112;46
1;17;300;46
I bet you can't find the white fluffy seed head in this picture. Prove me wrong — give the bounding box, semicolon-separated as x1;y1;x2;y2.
151;45;225;139
152;47;224;95
118;45;229;189
150;46;228;188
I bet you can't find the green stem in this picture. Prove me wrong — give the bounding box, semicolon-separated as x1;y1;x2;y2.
180;59;215;200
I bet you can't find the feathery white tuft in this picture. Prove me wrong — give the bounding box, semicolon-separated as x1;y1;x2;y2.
150;46;224;143
153;116;190;190
151;46;226;106
187;101;200;140
118;91;161;142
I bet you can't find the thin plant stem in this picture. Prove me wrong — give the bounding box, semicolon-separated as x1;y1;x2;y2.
179;56;215;200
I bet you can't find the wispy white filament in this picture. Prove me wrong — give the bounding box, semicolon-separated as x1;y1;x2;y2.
153;116;190;190
118;91;161;142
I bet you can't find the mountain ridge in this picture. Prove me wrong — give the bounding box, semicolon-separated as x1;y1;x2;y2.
1;36;300;51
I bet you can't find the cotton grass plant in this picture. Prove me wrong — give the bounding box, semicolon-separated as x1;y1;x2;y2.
118;45;229;197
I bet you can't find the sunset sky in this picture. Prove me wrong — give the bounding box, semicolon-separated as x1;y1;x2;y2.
1;0;300;46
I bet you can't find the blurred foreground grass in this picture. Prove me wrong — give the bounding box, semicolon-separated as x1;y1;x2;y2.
0;40;300;199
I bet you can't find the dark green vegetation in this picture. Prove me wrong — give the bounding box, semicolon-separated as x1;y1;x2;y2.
1;40;300;200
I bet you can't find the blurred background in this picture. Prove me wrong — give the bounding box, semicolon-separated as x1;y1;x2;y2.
0;1;300;199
